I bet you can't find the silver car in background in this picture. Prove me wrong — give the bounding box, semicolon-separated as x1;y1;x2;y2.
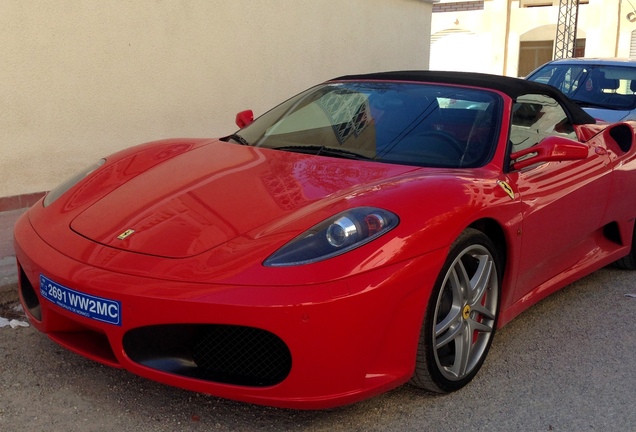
526;58;636;123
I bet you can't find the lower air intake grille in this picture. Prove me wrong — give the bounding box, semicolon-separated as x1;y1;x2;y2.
192;325;291;386
123;324;292;387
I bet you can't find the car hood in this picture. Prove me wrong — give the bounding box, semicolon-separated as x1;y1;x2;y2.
582;107;635;123
70;141;416;258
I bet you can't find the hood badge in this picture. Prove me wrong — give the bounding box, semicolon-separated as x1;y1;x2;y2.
116;229;136;240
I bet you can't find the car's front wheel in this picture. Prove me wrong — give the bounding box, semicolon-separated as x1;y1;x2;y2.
410;228;501;393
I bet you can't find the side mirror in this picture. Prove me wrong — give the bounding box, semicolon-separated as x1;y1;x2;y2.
235;110;254;128
510;136;588;170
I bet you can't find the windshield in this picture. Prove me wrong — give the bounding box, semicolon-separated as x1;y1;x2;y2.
228;82;501;168
528;64;636;111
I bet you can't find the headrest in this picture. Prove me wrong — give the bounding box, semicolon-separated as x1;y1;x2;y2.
599;76;619;90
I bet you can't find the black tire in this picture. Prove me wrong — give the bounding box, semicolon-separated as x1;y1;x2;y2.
615;224;636;270
410;228;501;393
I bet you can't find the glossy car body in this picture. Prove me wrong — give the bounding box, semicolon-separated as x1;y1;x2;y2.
14;71;636;409
526;58;636;122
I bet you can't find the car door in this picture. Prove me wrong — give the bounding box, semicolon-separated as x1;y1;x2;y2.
504;94;612;303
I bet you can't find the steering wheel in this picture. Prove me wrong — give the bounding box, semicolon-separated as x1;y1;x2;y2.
416;131;465;156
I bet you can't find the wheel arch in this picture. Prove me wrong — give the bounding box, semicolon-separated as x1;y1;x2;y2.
468;218;507;278
409;223;502;392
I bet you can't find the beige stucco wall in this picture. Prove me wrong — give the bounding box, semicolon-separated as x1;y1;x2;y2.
430;1;516;74
1;0;433;198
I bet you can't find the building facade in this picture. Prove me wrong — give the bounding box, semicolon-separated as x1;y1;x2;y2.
431;0;636;77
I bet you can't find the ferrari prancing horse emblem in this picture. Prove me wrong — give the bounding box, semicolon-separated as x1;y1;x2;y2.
116;229;135;240
497;180;515;200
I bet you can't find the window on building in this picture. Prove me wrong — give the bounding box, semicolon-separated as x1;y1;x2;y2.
517;39;585;77
519;0;588;7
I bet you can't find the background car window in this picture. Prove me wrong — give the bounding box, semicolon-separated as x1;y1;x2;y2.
509;94;576;154
529;65;636;111
529;65;586;94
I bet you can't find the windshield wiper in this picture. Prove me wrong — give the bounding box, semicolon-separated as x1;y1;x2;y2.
223;134;250;145
273;145;374;161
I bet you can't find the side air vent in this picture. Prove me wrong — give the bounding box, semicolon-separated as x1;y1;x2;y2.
608;124;633;153
603;222;622;246
18;265;41;321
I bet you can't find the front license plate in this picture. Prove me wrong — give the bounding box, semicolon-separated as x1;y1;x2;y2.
40;274;122;326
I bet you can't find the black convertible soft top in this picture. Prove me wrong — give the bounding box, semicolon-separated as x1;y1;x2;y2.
333;70;596;125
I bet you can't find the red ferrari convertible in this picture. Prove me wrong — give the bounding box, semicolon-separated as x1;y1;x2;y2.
14;71;636;409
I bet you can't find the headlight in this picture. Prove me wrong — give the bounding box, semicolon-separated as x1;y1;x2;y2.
43;159;106;207
264;207;399;266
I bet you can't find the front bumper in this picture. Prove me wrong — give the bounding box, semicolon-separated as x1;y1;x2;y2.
14;212;444;409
